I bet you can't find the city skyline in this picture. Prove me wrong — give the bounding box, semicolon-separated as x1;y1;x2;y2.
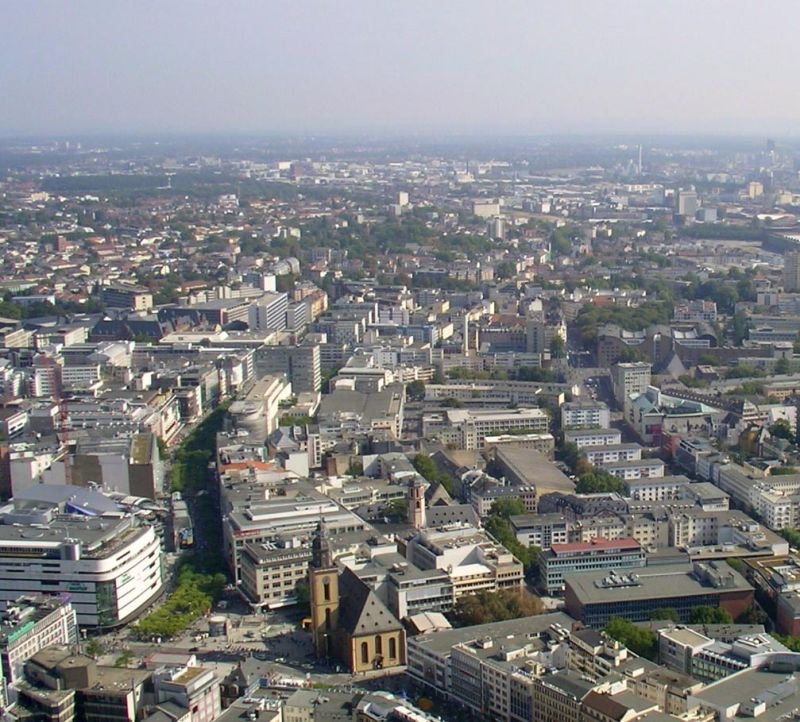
3;0;800;137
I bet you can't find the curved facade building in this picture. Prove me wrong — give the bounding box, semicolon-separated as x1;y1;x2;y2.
0;486;164;627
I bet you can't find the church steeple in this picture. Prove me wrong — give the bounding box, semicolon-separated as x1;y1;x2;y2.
407;476;428;529
309;521;339;659
311;521;333;569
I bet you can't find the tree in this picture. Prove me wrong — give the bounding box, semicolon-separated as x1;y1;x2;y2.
776;631;800;652
387;498;407;522
729;312;749;345
513;366;556;382
740;605;767;625
574;302;673;347
495;261;517;279
687;606;732;624
412;453;439;481
453;589;544;626
550;226;572;257
781;527;800;549
618;346;643;363
726;557;744;573
769;419;794;441
725;364;765;380
294;579;310;614
650;608;679;622
556;442;580;473
412;453;454;495
489;498;526;520
84;639;103;658
134;563;226;640
407;379;426;401
776;358;792;375
575;469;624;494
550;335;566;359
483;508;541;580
603;618;657;660
345;459;364;476
114;651;134;668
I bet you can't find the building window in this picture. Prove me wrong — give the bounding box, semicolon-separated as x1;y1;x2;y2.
325;608;331;630
323;578;331;602
389;637;397;659
375;635;382;655
361;642;369;664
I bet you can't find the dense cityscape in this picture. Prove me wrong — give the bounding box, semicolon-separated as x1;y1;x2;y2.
0;132;798;722
5;0;800;719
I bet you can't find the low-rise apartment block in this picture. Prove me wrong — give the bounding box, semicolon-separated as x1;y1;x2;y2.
583;443;642;466
564;428;622;448
561;400;610;430
604;457;665;480
510;513;570;548
423;408;549;450
540;537;646;595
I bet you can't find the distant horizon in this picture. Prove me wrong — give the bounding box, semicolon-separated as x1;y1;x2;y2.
1;129;799;146
4;1;800;140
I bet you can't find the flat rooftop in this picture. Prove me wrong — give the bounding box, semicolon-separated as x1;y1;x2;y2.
604;458;664;470
583;443;642;452
0;595;72;645
495;447;574;496
565;561;752;605
446;407;547;422
550;537;641;555
408;611;574;656
509;513;567;529
693;667;800;720
564;428;620;439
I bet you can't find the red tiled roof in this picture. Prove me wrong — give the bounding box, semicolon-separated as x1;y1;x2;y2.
550;537;641;555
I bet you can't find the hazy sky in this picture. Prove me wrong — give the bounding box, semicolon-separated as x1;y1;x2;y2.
2;0;799;137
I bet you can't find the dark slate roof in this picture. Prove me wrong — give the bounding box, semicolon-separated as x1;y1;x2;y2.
338;567;403;637
426;503;479;529
425;481;452;506
581;691;631;721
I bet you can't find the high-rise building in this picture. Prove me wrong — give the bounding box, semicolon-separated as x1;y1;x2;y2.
612;362;652;407
784;251;800;292
487;217;505;240
676;189;698;217
248;291;288;331
257;344;321;394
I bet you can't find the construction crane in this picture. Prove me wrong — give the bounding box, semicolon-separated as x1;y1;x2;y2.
39;356;71;485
